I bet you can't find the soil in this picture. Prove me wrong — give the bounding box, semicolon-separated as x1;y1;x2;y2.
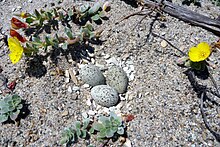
0;0;220;146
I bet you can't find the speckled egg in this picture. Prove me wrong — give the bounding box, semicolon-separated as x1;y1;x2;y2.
106;65;128;94
79;64;106;86
91;85;119;107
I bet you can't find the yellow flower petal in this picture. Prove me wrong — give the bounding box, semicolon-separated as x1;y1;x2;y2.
188;42;211;62
8;37;23;64
189;47;200;62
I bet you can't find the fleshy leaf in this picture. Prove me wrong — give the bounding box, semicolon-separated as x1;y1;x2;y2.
88;2;101;15
93;122;104;131
117;127;124;135
0;114;8;123
91;14;100;21
10;109;20;120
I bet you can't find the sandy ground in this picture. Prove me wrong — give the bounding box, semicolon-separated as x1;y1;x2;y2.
0;0;220;146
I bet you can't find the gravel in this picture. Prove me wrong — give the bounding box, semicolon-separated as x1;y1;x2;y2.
0;0;220;146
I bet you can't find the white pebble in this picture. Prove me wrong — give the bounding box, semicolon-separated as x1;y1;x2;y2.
72;86;80;92
88;110;96;116
86;99;92;106
67;86;72;93
82;84;90;88
82;112;88;119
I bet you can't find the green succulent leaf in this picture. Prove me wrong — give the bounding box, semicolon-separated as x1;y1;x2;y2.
81;129;87;138
88;2;101;15
93;122;105;131
112;126;118;133
10;109;20;120
0;114;8;123
0;101;6;108
17;104;23;110
46;12;53;20
65;27;74;39
89;127;95;134
75;121;81;129
32;37;42;43
0;106;9;113
34;9;41;19
91;14;100;21
26;17;35;24
76;128;81;137
85;24;94;31
104;119;111;128
105;128;115;138
98;11;106;18
97;128;106;139
99;115;109;123
117;127;124;135
62;42;68;50
12;94;21;106
80;4;90;13
68;10;73;17
82;118;90;129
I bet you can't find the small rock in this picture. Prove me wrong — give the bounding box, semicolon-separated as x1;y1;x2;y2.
104;54;110;59
65;70;69;78
72;86;80;92
106;65;128;94
86;99;92;106
124;138;132;147
65;78;70;83
79;64;105;86
106;57;120;65
16;6;22;10
91;85;119;107
61;110;69;116
161;40;168;48
69;68;78;85
82;84;90;88
88;110;96;116
67;86;72;93
82;112;88;118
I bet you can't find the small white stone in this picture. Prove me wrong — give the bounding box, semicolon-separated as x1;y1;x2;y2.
67;86;72;93
161;40;168;48
124;138;132;147
65;78;70;83
82;112;88;119
82;84;90;88
12;8;16;12
129;65;135;71
129;73;135;81
91;58;95;64
17;6;22;10
106;57;119;65
120;95;126;101
86;99;92;106
104;54;110;59
88;110;96;116
72;86;80;92
65;70;69;78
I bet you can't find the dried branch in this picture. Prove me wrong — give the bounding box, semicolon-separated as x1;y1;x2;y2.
141;0;220;36
200;91;220;142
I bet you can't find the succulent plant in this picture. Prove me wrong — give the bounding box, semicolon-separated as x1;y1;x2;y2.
0;94;23;123
60;118;94;145
92;112;125;140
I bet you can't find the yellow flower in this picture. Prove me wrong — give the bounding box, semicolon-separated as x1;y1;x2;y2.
8;37;23;64
188;42;211;62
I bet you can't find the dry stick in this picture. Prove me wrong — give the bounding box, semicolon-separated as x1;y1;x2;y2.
142;0;220;36
200;91;220;142
115;9;150;24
